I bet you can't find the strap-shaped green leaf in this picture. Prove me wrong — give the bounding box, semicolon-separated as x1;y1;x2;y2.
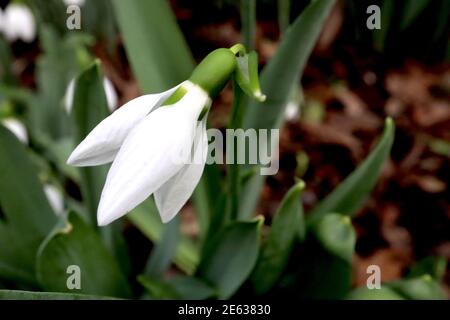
239;0;336;219
0;289;118;300
0;124;56;285
251;181;305;294
197;219;262;298
307;118;395;225
111;0;194;93
36;212;131;298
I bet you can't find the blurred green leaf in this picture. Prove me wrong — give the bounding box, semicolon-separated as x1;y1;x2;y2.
347;287;404;300
400;0;429;30
387;275;446;300
240;0;256;50
139;275;215;300
0;289;117;300
128;199;199;275
144;217;180;277
0;125;57;285
407;256;447;281
36;212;131;298
311;214;356;264
308;118;395;225
112;0;194;93
197;219;262;298
251;181;305;294
296;213;355;299
32;25;86;139
71;60;109;223
240;0;336;219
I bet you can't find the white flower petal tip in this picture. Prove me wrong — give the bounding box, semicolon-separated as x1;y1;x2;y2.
95;87;211;226
2;118;28;144
155;119;208;224
66;85;180;167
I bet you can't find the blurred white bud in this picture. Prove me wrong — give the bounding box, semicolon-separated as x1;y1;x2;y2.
64;77;118;113
1;4;36;43
44;184;65;215
2;118;28;144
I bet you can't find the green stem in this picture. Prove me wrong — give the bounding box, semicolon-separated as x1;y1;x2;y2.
240;0;256;51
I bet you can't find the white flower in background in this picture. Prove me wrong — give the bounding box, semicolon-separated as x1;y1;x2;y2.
68;81;210;225
284;100;300;121
2;118;28;143
1;4;36;43
64;77;118;113
44;184;64;215
63;0;86;6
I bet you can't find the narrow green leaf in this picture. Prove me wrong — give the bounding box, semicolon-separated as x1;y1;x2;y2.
400;0;429;30
296;213;355;299
407;256;447;281
0;124;56;285
128;199;199;275
251;181;305;294
197;219;262;298
387;275;446;300
71;60;109;223
111;0;194;93
36;212;131;298
144;217;180;277
311;214;356;264
0;289;118;300
240;0;256;50
347;287;404;300
240;0;336;219
139;275;215;300
307;118;395;225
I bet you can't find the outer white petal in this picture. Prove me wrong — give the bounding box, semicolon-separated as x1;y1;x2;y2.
67;84;180;166
64;77;118;113
3;4;36;43
2;118;28;144
154;117;208;223
97;85;210;226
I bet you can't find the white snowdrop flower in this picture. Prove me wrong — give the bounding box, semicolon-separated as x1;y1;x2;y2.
67;46;265;226
2;118;28;144
1;4;36;43
64;77;118;113
68;81;210;225
63;0;86;6
44;184;65;215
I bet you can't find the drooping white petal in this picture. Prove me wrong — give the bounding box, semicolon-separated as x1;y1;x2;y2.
3;4;36;43
154;117;208;223
2;118;28;144
97;85;210;226
67;84;180;167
